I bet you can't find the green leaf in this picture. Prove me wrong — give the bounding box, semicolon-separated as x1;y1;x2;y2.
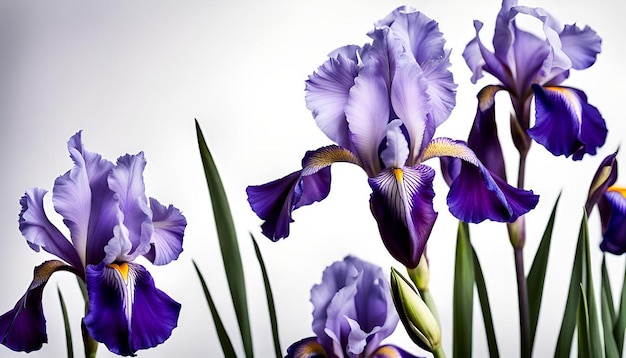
615;263;626;355
196;119;253;358
554;216;584;357
192;260;237;358
251;234;282;358
601;256;620;358
453;221;474;358
581;214;602;358
527;193;560;350
471;247;499;358
578;284;591;358
57;286;74;358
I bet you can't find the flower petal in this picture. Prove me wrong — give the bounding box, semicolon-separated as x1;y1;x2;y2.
559;24;602;70
0;260;76;352
18;188;83;271
368;166;437;268
380;119;410;169
599;189;626;255
84;262;181;356
143;198;186;266
585;152;618;215
529;85;607;160
463;20;510;87
371;345;424;358
52;131;116;267
285;337;328;358
305;48;360;150
421;50;457;127
105;153;153;263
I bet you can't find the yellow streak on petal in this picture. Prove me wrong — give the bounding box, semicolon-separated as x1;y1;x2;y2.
293;340;326;358
301;146;361;176
608;186;626;197
394;168;404;184
108;262;129;283
422;138;478;165
371;346;402;358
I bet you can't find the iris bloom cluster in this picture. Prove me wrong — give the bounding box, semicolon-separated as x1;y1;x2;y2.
463;0;606;163
586;153;626;255
286;256;419;358
0;132;186;356
247;6;539;268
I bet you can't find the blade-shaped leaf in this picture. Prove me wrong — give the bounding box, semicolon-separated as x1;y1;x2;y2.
471;247;499;358
251;234;282;358
615;263;626;355
192;260;237;358
196;119;253;358
578;284;591;358
554;216;584;357
453;221;474;358
601;256;620;358
57;286;74;358
527;193;560;350
581;213;602;358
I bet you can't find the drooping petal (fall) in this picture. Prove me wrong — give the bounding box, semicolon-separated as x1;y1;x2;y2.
285;337;327;358
144;198;186;266
84;262;180;356
368;166;437;268
0;260;76;352
529;85;607;160
18;188;83;272
599;188;626;255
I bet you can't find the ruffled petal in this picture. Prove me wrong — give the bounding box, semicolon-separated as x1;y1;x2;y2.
0;260;76;352
305;49;360;150
345;41;392;176
420;50;457;127
105;153;153;263
559;24;601;70
599;189;626;255
18;188;83;271
285;337;328;358
423;138;539;223
529;85;607;160
84;262;181;356
143;198;186;266
510;27;551;91
463;20;510;87
52;131;117;266
368;166;437;268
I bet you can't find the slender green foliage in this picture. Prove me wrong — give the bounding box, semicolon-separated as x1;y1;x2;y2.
192;260;238;357
615;263;626;355
251;234;282;358
57;286;74;358
453;221;474;358
471;248;499;358
196;119;253;358
601;257;620;358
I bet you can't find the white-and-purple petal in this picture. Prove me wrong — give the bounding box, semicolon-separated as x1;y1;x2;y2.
84;262;181;356
144;198;186;266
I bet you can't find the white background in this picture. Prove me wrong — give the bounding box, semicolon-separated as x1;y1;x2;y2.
0;0;624;357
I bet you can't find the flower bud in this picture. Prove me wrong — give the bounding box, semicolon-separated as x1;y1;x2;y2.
390;267;441;352
407;254;430;291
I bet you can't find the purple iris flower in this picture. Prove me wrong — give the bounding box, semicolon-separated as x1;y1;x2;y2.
286;256;421;358
0;131;186;356
586;152;626;255
463;0;606;161
247;6;539;268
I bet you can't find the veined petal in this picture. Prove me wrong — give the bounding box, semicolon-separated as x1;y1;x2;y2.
105;153;153;263
368;166;437;268
529;85;607;160
421;50;457;127
305;49;360;150
346;43;391;176
247;146;356;240
84;262;181;356
18;188;83;271
371;345;423;358
510;27;551;91
559;24;601;70
599;188;626;255
423;138;538;223
0;260;76;352
285;337;328;358
143;198;186;266
380;119;410;169
463;20;510;87
52;131;117;266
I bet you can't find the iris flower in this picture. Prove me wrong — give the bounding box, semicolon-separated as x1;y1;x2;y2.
247;6;539;268
586;152;626;255
0;132;186;356
286;256;420;358
463;0;606;161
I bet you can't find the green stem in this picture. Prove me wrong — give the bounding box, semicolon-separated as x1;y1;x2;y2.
514;247;531;358
433;345;447;358
420;289;440;324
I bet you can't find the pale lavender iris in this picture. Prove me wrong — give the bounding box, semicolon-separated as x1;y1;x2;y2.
0;131;186;356
247;6;539;268
286;256;420;358
463;0;606;162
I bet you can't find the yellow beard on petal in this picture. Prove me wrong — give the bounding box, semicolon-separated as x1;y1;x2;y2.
608;186;626;198
108;262;130;283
